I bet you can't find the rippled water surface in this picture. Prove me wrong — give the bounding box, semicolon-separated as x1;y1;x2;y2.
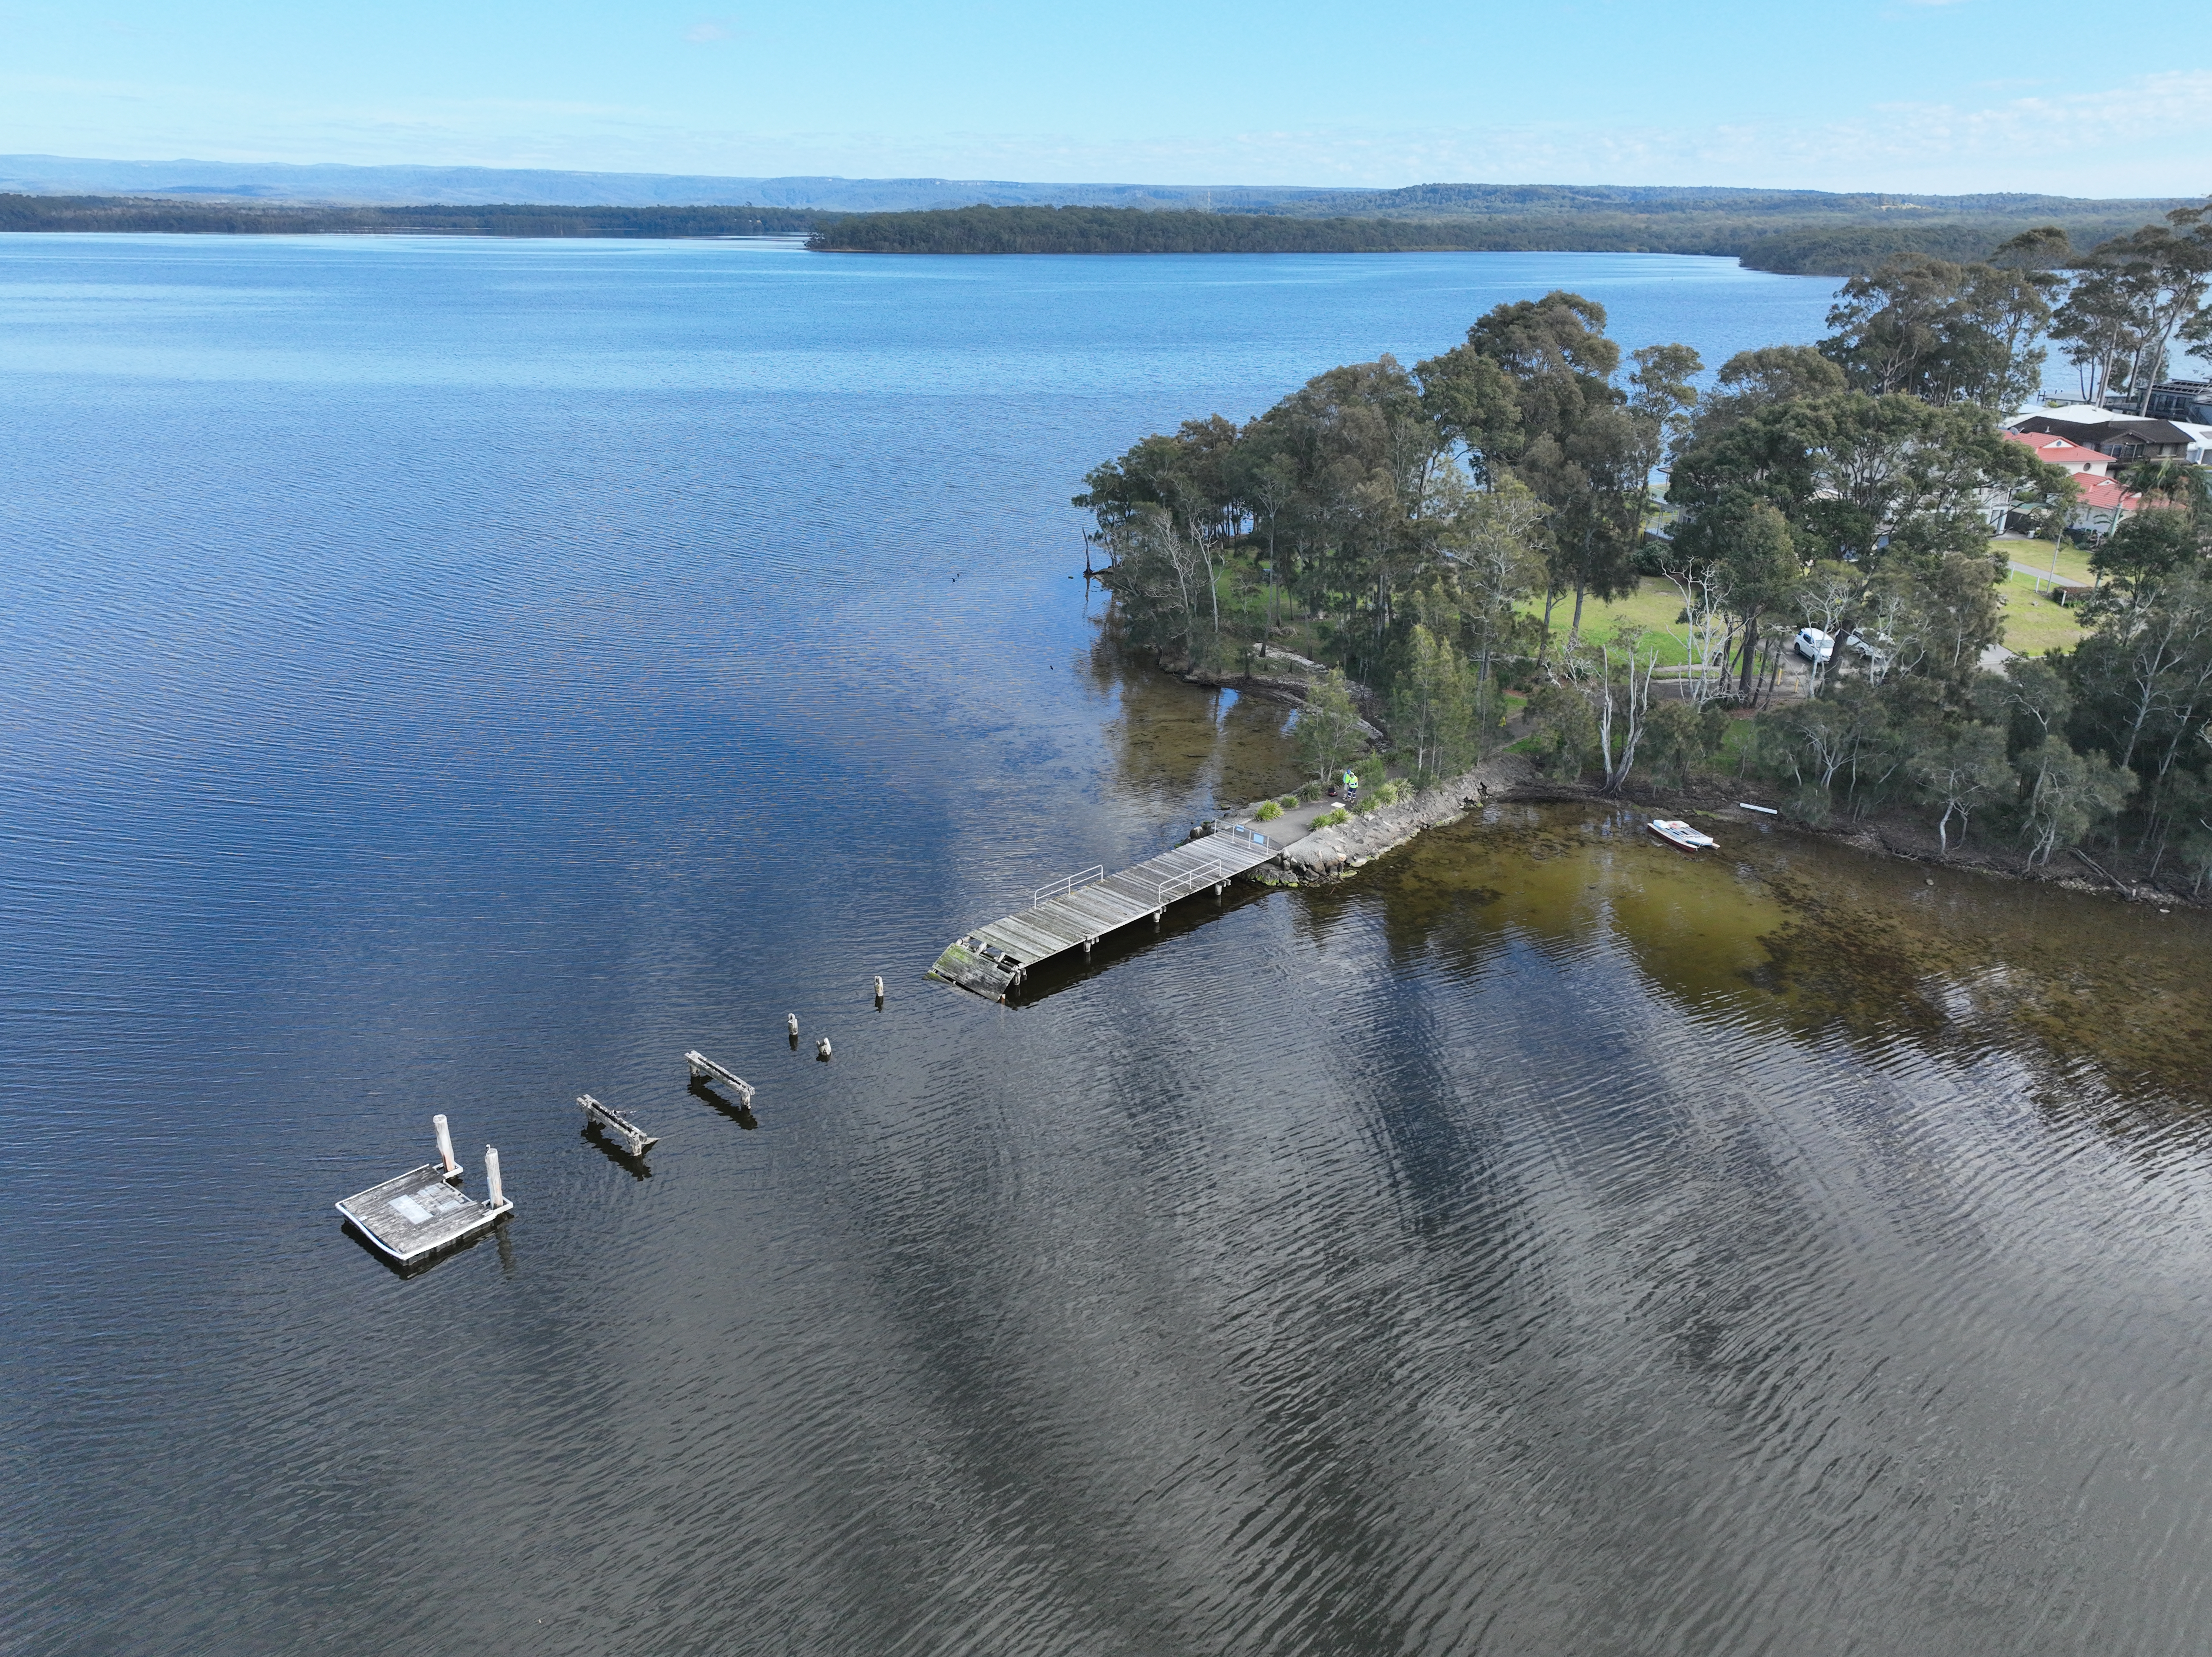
6;237;2212;1657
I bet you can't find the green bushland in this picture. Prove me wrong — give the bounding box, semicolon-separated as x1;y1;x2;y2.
1076;192;2212;885
1255;800;1283;821
0;194;832;237
805;195;2189;277
5;187;2189;279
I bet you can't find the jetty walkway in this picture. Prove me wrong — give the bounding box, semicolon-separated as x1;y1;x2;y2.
931;823;1284;999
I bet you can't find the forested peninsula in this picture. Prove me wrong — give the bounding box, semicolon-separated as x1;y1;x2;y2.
809;193;2188;276
4;182;2191;277
1079;196;2212;899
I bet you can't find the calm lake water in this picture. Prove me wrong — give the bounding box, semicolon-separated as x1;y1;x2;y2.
6;237;2212;1657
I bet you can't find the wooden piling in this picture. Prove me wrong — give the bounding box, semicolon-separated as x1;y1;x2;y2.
685;1050;755;1108
579;1093;657;1158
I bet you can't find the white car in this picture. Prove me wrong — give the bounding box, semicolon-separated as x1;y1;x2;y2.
1845;630;1893;669
1795;627;1834;664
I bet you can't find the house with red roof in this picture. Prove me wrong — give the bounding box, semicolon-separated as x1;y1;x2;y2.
1998;428;2142;537
2005;429;2118;480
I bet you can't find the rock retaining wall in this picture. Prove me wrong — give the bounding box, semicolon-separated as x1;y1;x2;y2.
1268;754;1535;884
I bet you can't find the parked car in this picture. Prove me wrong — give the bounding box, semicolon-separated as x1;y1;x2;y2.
1844;631;1893;669
1795;627;1834;664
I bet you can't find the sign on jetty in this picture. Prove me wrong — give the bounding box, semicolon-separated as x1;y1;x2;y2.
932;825;1281;999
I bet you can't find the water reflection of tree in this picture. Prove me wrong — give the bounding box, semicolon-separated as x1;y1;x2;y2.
1354;805;2212;1133
1085;623;1298;810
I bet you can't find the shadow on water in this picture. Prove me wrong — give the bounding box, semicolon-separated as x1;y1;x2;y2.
687;1077;759;1129
338;1216;495;1280
1366;800;2212;1130
1002;876;1275;1007
581;1123;656;1178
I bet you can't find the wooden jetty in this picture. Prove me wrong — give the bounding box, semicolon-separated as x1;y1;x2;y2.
337;1135;510;1266
931;823;1281;1000
579;1093;656;1157
685;1050;754;1107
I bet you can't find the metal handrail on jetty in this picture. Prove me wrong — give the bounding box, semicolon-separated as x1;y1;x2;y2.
1034;866;1105;908
1120;855;1233;908
1211;822;1276;853
930;828;1283;1001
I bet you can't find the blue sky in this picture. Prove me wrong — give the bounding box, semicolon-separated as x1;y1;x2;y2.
3;0;2207;195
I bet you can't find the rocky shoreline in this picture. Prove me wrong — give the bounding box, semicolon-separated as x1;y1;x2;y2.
1222;759;2205;910
1153;645;2202;911
1220;754;1536;886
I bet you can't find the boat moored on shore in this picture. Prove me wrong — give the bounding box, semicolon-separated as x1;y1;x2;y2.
1649;818;1719;852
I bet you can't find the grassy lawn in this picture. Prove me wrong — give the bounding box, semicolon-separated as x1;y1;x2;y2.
1998;568;2089;657
1993;535;2093;589
1530;568;2092;667
1524;578;1696;665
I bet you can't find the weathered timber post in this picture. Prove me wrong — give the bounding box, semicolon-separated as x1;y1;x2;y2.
684;1050;754;1107
873;976;884;1005
816;1037;832;1061
484;1146;505;1209
433;1113;460;1180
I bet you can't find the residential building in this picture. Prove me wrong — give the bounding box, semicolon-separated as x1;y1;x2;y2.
2012;413;2196;462
2106;380;2212;426
1996;428;2142;537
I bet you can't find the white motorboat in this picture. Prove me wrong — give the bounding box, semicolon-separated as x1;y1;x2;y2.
1649;818;1718;851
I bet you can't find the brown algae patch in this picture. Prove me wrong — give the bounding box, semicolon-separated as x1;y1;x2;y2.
1363;803;2212;1120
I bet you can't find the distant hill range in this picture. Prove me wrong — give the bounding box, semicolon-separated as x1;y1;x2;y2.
0;155;2193;276
0;155;1330;210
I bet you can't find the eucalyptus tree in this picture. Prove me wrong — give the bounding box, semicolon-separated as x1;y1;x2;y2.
1390;623;1477;779
1909;721;2013;855
1584;622;1663;794
1447;477;1547;730
2066;569;2212;826
2017;739;2133;866
1666;498;1798;698
1416;291;1696;656
1818;243;2065;412
2087;208;2212;414
1295;670;1369;787
1685;345;1845;441
1673;391;2045;568
2050;266;2145;407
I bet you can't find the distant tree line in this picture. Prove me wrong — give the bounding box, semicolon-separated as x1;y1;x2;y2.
0;195;831;237
1076;192;2212;886
809;203;2167;276
6;191;2181;279
809;206;1514;255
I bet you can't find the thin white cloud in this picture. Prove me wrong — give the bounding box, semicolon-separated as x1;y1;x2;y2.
4;65;2207;197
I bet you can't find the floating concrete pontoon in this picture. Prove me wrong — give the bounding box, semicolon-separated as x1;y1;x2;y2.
685;1050;754;1107
931;824;1282;1000
579;1093;656;1157
337;1131;511;1266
